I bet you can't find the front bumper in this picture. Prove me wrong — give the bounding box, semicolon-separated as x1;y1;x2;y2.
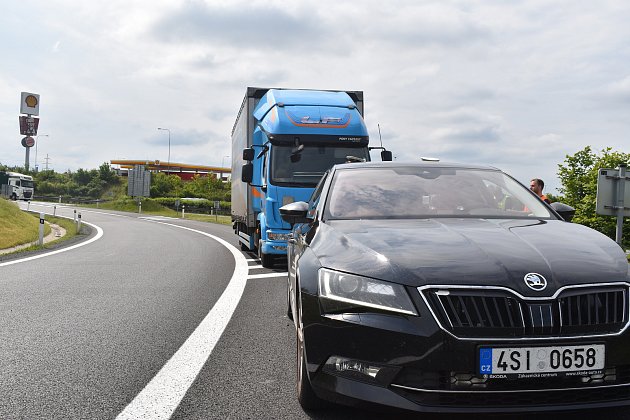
260;239;287;255
301;291;630;413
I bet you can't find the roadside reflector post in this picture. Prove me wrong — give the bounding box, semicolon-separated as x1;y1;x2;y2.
182;205;185;219
27;201;30;211
77;213;82;233
38;212;45;246
73;209;77;222
58;195;61;203
53;205;56;217
138;200;142;214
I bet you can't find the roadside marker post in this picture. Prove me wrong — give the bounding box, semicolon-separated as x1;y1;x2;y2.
38;213;44;246
182;205;185;219
77;213;82;233
53;205;56;217
73;209;77;222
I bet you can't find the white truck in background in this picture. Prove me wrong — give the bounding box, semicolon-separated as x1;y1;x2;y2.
0;171;34;201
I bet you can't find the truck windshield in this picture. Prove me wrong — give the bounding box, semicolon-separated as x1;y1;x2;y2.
270;145;369;187
21;180;34;188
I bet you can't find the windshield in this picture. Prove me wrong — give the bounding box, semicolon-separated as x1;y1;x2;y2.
325;166;554;220
21;180;34;188
270;145;369;187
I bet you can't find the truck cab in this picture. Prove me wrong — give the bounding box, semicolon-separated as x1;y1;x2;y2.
232;88;372;267
0;171;34;201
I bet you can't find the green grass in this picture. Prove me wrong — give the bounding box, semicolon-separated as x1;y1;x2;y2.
45;215;80;244
182;213;232;225
12;215;81;253
0;198;50;248
79;197;233;225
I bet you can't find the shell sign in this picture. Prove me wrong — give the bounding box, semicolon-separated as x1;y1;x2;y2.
20;92;40;116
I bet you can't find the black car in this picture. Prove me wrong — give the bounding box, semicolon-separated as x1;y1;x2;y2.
279;161;630;413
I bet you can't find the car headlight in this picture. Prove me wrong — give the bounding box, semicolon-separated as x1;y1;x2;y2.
318;268;417;316
267;231;290;241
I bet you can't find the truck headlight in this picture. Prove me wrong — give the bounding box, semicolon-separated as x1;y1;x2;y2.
267;231;290;241
318;268;417;316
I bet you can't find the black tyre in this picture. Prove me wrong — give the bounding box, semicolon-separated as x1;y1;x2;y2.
296;327;326;410
240;241;249;251
10;193;17;201
258;240;275;268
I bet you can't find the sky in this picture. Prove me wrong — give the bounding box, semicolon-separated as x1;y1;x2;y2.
1;0;629;194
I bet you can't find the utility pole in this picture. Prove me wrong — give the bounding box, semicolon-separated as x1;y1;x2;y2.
44;154;51;171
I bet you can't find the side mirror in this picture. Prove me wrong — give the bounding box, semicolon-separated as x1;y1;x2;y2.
280;201;311;226
241;163;253;183
243;148;254;161
381;150;393;161
550;202;575;222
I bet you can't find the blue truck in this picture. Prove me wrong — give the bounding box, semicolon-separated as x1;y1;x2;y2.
231;87;389;267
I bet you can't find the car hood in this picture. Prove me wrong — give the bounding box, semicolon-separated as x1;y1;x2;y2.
312;218;629;297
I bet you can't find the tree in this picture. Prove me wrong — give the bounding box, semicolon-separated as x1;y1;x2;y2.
557;146;630;248
150;172;182;197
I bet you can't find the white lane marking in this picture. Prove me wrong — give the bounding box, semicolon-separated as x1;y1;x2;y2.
0;220;103;268
116;221;249;420
21;202;132;219
139;216;178;221
248;272;288;279
247;265;265;270
245;258;258;262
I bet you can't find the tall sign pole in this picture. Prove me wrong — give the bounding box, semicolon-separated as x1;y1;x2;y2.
596;164;630;246
19;92;40;171
614;164;627;245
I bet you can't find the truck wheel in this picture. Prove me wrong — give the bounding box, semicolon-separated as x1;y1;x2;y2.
10;193;17;201
258;240;275;268
240;242;249;251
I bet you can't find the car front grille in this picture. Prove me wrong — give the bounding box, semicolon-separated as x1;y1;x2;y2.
390;365;630;409
421;285;629;338
392;365;630;392
392;382;630;409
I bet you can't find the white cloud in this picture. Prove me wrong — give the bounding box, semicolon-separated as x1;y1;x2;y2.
1;0;629;193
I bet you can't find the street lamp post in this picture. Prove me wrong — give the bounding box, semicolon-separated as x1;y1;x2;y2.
221;155;230;168
35;134;49;172
157;127;171;173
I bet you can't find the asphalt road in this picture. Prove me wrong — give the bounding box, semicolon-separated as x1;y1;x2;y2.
1;202;628;419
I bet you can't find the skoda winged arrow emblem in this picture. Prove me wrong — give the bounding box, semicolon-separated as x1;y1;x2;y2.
524;273;547;291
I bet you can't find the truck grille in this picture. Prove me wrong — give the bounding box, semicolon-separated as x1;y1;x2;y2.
421;285;629;338
24;191;32;198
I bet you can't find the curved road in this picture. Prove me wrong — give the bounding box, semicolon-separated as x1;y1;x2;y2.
0;202;627;419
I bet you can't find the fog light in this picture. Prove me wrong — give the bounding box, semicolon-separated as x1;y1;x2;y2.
325;356;382;379
271;245;286;251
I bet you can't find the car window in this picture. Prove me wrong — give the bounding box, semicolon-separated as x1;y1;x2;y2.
325;167;553;220
307;172;328;218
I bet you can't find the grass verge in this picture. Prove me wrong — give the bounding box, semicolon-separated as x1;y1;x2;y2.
78;197;232;225
0;199;50;248
182;213;232;225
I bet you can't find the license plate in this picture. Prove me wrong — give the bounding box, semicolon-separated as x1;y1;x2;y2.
479;345;605;377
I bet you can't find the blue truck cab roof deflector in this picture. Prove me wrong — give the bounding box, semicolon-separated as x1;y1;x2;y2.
253;89;368;141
